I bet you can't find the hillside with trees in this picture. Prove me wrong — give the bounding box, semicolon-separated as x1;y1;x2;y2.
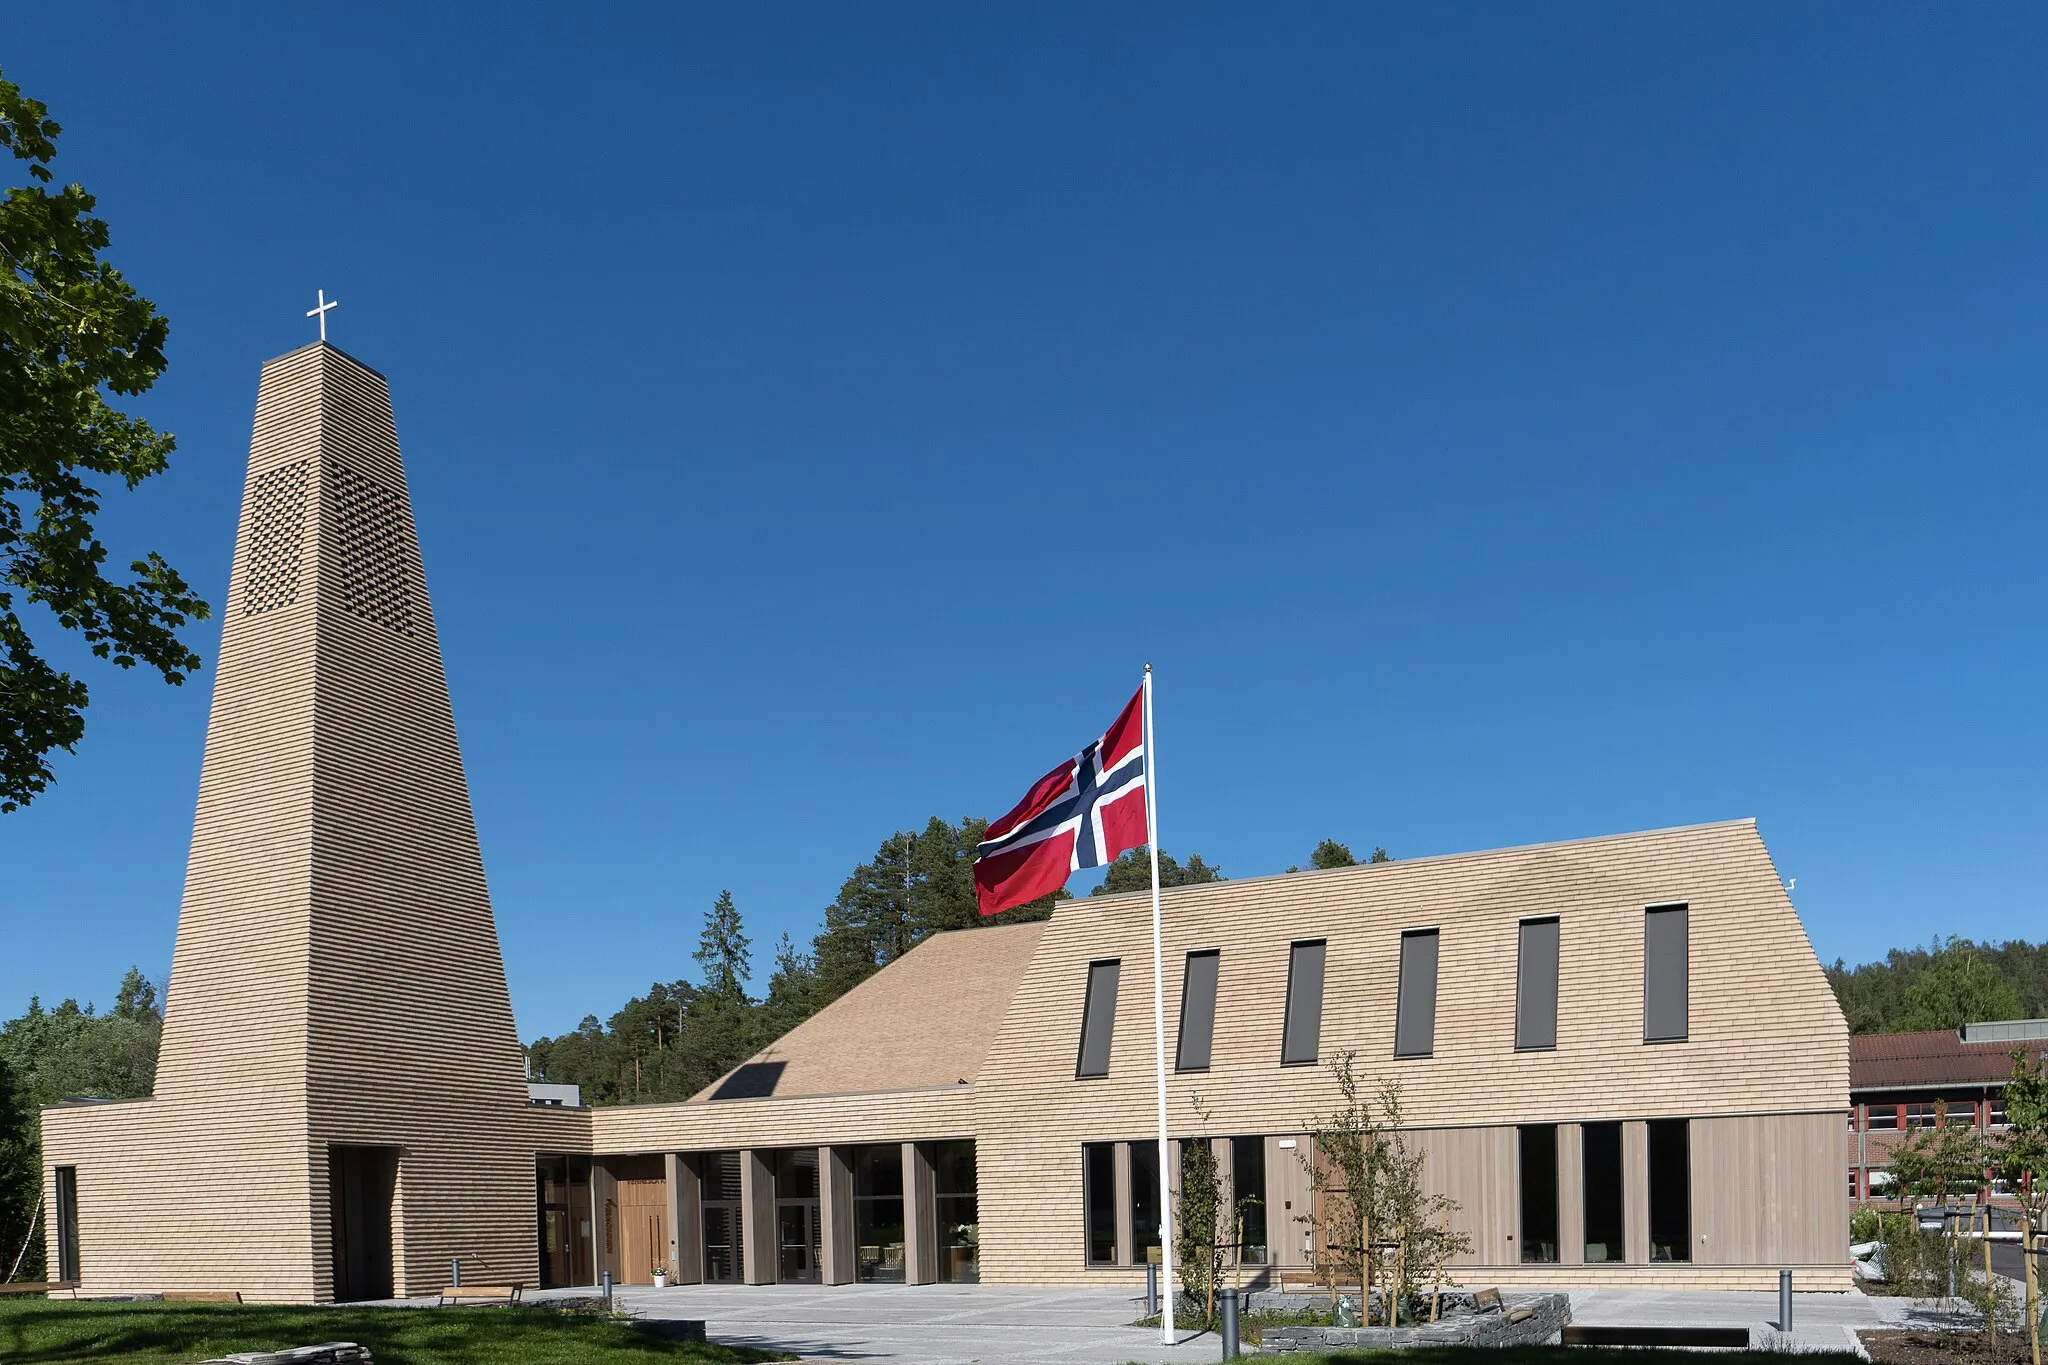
1825;935;2048;1034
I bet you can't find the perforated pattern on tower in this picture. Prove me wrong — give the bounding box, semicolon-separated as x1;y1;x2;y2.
240;460;312;615
323;462;417;636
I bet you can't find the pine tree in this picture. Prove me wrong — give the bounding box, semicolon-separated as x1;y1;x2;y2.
1311;840;1357;869
694;891;751;1001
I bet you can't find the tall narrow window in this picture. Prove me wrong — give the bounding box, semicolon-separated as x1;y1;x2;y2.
1281;940;1326;1065
1515;917;1559;1051
54;1166;79;1282
933;1141;980;1284
1130;1141;1161;1264
1083;1143;1116;1265
1176;951;1220;1071
1394;929;1438;1058
1647;1118;1691;1261
1581;1122;1625;1264
1518;1126;1559;1263
1644;905;1689;1042
1076;960;1120;1078
1230;1137;1268;1264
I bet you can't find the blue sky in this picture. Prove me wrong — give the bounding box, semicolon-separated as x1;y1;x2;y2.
4;6;2043;1040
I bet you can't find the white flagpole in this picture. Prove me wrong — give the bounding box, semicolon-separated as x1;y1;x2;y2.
1143;663;1175;1345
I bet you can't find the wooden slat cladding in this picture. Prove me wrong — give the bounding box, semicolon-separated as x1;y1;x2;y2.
968;820;1848;1286
42;344;531;1301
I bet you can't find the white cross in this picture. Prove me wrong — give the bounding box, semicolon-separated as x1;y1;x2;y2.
306;289;339;342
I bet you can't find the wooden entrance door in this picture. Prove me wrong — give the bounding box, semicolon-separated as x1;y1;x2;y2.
329;1146;396;1301
616;1177;668;1284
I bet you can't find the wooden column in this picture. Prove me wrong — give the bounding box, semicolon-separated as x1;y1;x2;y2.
1622;1121;1650;1266
740;1149;777;1285
1114;1142;1135;1266
1557;1125;1585;1266
820;1146;855;1285
903;1142;939;1285
592;1160;620;1284
667;1153;702;1284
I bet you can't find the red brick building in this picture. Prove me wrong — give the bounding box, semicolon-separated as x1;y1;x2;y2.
1848;1020;2048;1204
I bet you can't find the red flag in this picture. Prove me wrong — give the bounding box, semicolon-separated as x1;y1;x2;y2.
973;686;1148;916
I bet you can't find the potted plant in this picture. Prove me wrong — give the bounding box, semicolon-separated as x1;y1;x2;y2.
652;1265;668;1289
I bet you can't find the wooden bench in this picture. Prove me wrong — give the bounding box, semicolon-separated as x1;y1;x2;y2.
0;1281;78;1298
163;1290;243;1303
437;1285;522;1307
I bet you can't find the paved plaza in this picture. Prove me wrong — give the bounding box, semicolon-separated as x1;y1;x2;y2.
507;1281;1948;1364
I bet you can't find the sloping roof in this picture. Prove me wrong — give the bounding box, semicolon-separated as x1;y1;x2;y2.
692;920;1047;1102
1849;1028;2038;1091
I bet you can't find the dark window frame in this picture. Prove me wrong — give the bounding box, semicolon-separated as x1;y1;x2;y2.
1393;928;1439;1059
1515;915;1560;1052
54;1165;79;1282
1280;939;1327;1067
1643;903;1690;1044
1075;958;1122;1079
1082;1142;1117;1265
1175;949;1221;1072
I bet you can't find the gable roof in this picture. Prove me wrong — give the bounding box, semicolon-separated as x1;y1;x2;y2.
1849;1028;2039;1091
693;920;1047;1102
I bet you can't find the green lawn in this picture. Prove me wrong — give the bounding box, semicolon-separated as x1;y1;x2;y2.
0;1300;790;1365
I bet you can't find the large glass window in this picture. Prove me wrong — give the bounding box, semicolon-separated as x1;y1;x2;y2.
1282;940;1326;1065
1581;1122;1624;1264
774;1148;820;1283
1084;1143;1117;1265
54;1166;78;1283
1518;1126;1559;1263
1176;951;1220;1071
853;1145;905;1283
701;1151;743;1283
1643;905;1689;1043
1515;917;1559;1051
1394;930;1438;1058
1130;1141;1162;1264
934;1141;979;1284
1231;1137;1268;1265
1647;1119;1690;1262
1077;960;1121;1078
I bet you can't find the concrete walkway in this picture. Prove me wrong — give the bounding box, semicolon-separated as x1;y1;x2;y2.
517;1282;1942;1363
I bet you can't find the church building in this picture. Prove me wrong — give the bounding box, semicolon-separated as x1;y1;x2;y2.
41;340;1851;1301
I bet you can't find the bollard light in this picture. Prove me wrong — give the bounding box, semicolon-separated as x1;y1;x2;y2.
1778;1269;1792;1333
1146;1261;1159;1318
1220;1286;1241;1361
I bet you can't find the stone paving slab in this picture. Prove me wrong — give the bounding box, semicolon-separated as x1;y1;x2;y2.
504;1282;1944;1364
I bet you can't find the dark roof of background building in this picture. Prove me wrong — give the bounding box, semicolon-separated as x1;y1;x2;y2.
1850;1027;2046;1091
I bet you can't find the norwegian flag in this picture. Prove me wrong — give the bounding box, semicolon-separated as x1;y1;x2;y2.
974;685;1149;916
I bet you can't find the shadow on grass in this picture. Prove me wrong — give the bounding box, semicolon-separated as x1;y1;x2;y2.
0;1301;791;1365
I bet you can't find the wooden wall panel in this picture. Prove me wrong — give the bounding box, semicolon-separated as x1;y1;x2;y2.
1557;1123;1585;1266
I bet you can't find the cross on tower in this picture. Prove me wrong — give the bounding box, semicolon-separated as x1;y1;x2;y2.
306;289;339;342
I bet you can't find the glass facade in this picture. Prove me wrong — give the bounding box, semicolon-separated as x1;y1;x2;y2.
775;1148;821;1283
1084;1142;1117;1264
701;1151;743;1282
853;1145;905;1282
1231;1137;1268;1265
934;1141;980;1283
1130;1140;1161;1263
